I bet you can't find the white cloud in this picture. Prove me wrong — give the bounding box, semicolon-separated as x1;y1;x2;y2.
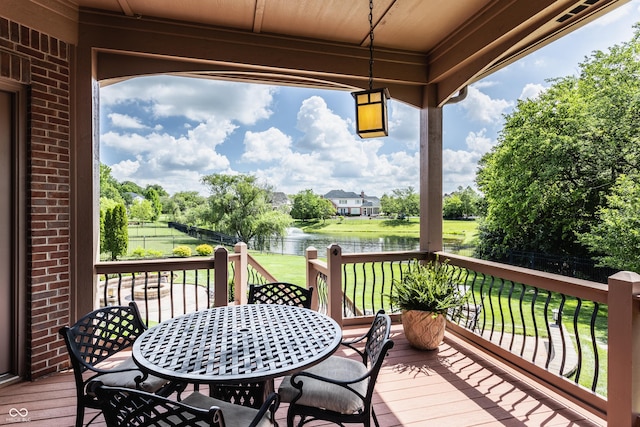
101;117;237;195
388;102;420;149
519;83;546;100
242;128;292;163
108;113;147;129
441;129;496;193
111;159;140;178
296;96;360;154
460;86;513;124
239;95;421;196
101;75;277;125
465;129;494;154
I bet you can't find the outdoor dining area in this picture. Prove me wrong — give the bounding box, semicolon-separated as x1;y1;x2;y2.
3;1;640;426
1;315;605;426
0;278;609;426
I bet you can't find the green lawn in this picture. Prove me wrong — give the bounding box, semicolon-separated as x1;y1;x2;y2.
296;218;478;244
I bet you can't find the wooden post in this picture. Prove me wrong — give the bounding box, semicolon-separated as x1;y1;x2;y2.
213;246;229;307
326;244;343;328
234;242;248;305
305;246;319;311
419;85;443;254
607;270;640;426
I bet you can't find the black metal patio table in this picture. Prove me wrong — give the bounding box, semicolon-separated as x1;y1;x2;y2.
132;304;342;405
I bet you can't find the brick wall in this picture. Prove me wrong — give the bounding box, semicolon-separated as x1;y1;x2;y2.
0;17;71;379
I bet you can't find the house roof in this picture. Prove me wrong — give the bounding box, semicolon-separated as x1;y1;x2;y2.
19;0;628;108
324;190;362;199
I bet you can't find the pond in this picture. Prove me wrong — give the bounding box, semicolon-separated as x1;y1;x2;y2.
253;227;452;256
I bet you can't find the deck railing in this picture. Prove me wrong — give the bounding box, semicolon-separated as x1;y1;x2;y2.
306;243;640;423
94;243;639;424
94;243;277;324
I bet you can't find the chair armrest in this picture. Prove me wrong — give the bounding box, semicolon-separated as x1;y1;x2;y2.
289;370;369;402
249;392;280;427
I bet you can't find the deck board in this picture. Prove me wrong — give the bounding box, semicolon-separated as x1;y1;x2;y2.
0;323;605;426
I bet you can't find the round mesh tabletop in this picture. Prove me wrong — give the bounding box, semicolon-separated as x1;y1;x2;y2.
132;304;342;384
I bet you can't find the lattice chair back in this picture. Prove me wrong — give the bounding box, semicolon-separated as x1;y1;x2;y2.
59;302;172;427
364;310;392;367
278;311;395;427
61;302;147;372
248;282;313;309
93;383;224;427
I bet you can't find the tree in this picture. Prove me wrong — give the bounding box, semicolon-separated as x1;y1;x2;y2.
443;186;481;219
290;189;334;221
381;187;420;217
578;174;640;273
145;184;168;198
99;163;124;203
118;180;145;205
145;188;162;221
476;26;640;260
129;198;154;226
201;173;292;244
103;203;128;260
380;194;400;216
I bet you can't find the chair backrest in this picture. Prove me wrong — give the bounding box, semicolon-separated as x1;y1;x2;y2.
248;282;313;309
361;313;394;411
364;310;393;368
59;302;147;373
93;383;224;427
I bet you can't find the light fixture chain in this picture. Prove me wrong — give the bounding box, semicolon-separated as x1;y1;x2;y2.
368;0;374;90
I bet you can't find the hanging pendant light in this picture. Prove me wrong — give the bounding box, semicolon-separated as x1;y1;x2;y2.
352;0;390;139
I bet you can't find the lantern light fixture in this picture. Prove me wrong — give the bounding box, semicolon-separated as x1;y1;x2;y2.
352;0;390;139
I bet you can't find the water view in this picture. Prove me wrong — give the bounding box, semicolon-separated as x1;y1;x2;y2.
255;227;421;256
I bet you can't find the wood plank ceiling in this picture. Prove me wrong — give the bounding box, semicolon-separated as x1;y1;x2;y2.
72;0;628;107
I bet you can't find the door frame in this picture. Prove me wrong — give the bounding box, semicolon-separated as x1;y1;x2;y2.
0;79;26;383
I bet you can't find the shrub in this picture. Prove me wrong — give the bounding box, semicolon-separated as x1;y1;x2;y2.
131;247;165;259
172;245;192;257
146;249;164;258
196;244;214;256
131;247;146;258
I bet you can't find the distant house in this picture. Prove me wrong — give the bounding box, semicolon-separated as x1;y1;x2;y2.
271;191;291;211
323;190;380;217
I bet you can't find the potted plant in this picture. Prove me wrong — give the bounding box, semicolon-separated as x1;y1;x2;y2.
389;256;468;350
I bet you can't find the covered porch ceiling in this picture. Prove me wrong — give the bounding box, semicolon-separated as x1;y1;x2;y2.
67;0;628;107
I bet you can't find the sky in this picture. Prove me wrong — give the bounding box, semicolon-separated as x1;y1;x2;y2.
100;1;640;198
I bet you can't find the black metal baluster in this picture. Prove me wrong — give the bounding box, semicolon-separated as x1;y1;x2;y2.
572;298;583;383
497;278;506;346
507;280;516;351
557;294;567;375
590;302;600;392
543;290;553;370
519;284;527;357
531;287;539;363
479;273;488;334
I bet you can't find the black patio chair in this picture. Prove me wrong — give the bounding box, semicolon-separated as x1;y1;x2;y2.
278;310;394;427
93;382;279;427
59;302;181;427
247;282;314;309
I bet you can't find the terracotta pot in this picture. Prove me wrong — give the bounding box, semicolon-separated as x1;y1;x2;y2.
401;310;446;350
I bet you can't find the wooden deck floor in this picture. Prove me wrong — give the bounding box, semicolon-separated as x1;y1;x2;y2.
0;323;606;427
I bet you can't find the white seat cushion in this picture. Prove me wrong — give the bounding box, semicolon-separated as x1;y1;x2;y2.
278;356;369;414
89;357;168;393
181;391;273;427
